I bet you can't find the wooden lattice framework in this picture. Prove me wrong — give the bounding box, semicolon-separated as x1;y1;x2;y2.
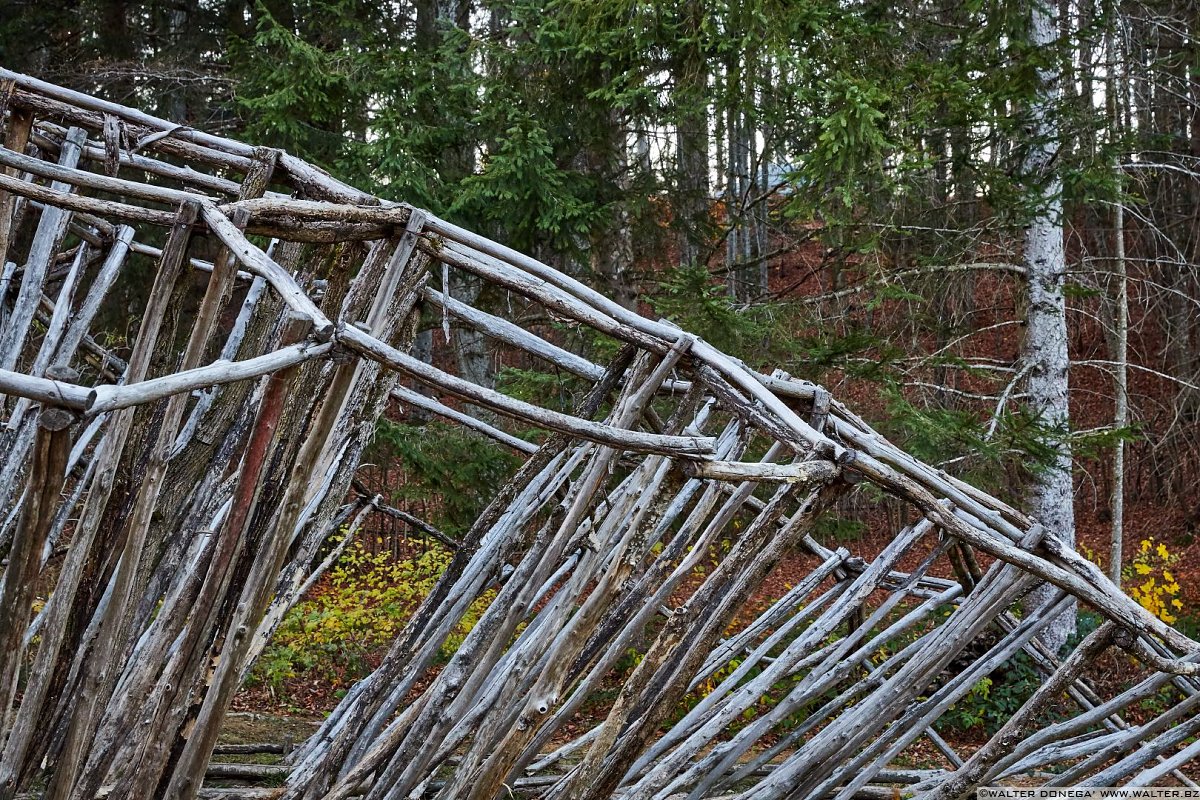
0;69;1196;800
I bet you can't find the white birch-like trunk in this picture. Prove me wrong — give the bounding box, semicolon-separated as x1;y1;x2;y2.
1022;0;1076;651
1108;4;1129;586
1110;196;1127;584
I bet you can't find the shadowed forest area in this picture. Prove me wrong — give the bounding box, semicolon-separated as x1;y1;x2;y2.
1;0;1199;794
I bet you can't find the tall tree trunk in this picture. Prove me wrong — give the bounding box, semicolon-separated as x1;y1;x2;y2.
415;0;489;393
1187;12;1200;524
1110;193;1127;584
592;111;636;310
1022;0;1076;650
675;2;709;270
725;95;740;295
1106;3;1128;584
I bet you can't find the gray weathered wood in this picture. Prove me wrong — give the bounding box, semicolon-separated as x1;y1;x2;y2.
0;71;1194;800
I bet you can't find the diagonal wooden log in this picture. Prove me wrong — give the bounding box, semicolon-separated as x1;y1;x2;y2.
390;384;537;453
5;239;92;429
338;323;715;458
199;204;333;336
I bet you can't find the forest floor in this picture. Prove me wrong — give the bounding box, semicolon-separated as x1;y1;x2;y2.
217;713;323;761
229;496;1199;759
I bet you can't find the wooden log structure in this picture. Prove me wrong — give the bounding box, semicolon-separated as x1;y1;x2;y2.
0;68;1195;800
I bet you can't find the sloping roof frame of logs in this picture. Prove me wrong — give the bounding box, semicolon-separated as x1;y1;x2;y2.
0;68;1196;800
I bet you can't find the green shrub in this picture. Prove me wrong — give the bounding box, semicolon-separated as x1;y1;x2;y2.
936;650;1053;736
369;419;520;535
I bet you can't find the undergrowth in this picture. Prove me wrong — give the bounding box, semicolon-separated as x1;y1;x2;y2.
247;538;493;701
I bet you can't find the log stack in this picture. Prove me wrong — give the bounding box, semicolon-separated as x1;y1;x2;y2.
0;70;1195;800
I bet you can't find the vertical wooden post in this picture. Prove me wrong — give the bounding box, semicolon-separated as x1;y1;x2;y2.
0;100;31;268
0;405;71;723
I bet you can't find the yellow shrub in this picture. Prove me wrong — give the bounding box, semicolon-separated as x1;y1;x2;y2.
1123;538;1184;625
249;535;493;696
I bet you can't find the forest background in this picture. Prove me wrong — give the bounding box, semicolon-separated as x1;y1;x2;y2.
2;0;1199;714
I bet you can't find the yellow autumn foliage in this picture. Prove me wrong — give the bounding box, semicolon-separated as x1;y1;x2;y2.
1124;538;1184;625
